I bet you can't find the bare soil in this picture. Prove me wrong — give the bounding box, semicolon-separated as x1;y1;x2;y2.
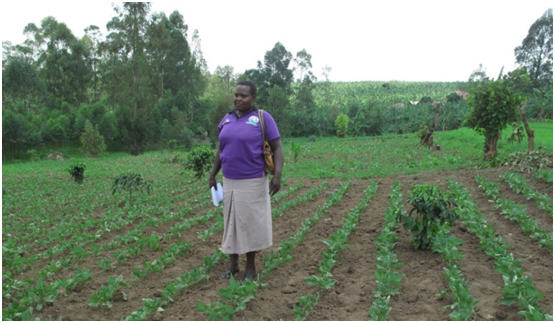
26;167;554;320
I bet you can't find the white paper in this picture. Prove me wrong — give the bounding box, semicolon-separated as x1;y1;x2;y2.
210;182;223;206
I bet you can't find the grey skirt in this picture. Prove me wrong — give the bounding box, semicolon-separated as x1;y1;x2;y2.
221;176;273;254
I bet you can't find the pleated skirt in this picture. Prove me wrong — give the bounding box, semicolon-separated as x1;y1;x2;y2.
221;176;273;254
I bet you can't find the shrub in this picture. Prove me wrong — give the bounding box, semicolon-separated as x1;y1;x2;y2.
334;113;349;138
26;149;40;162
168;139;177;152
397;184;458;249
185;146;214;179
80;120;107;157
111;173;152;199
503;146;553;172
69;162;86;184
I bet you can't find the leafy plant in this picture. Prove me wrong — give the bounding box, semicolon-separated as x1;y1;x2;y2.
80;120;107;157
68;162;86;183
26;149;40;162
111;173;152;199
502;146;553;172
334;113;349;138
290;141;301;164
397;183;458;249
168;139;177;152
184;145;214;179
88;275;128;308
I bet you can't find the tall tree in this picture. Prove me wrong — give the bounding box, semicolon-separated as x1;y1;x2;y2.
191;29;208;74
293;49;313;82
244;42;294;106
104;2;153;155
514;9;553;89
24;16;92;107
2;56;46;112
83;25;104;102
468;63;489;84
465;78;525;160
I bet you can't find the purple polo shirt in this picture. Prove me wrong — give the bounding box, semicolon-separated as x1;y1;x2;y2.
218;108;280;179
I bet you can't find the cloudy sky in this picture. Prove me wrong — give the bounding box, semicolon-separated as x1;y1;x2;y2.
1;0;552;82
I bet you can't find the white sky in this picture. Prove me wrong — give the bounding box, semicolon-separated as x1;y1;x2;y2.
1;1;552;82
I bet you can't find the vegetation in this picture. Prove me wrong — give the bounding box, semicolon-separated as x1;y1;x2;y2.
1;6;553;320
80;120;107;157
2;126;552;320
397;184;458;250
184;145;214;179
68;162;86;183
111;173;152;199
2;5;551;162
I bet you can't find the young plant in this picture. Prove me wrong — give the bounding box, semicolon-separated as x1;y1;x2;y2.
184;145;214;179
290;141;301;164
111;173;152;199
397;183;458;249
88;275;128;308
68;162;86;183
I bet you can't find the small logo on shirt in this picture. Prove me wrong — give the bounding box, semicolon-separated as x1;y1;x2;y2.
246;116;259;126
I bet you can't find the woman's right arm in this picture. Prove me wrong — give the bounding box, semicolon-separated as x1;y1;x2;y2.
208;151;221;189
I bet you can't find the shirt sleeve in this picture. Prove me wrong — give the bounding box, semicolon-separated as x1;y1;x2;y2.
263;111;281;142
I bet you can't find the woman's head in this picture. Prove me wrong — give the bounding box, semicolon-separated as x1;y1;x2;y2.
234;81;257;113
237;80;257;97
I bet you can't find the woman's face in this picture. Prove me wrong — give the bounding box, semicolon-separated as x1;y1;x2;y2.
234;85;255;113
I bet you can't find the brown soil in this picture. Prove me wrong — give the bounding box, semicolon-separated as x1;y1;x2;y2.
22;167;554;320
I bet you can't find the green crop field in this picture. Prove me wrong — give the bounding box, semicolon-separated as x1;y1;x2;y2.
2;122;553;321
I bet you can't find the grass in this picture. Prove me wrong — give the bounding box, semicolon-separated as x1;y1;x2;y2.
2;122;552;181
282;121;553;179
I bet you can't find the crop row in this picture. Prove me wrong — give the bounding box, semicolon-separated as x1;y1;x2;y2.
475;175;553;253
3;170;552;320
449;180;552;320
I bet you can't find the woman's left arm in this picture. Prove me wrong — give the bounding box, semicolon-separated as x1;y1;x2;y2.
269;139;284;195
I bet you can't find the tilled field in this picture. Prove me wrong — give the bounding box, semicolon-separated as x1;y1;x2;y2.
3;166;553;321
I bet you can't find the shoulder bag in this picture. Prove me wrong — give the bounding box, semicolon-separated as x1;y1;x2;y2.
258;109;275;175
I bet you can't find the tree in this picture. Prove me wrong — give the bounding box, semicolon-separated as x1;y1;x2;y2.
468;63;489;84
293;49;313;82
515;9;553;89
80;120;107;157
464;78;525;160
104;3;153;155
27;16;92;107
83;25;104;102
244;42;294;106
334;113;349;138
2;56;46;112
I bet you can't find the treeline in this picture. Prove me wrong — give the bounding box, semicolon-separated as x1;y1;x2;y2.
2;3;553;161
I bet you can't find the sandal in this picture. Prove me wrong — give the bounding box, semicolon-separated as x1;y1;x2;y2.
242;271;257;281
222;268;239;279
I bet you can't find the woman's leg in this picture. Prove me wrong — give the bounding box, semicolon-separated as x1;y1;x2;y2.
228;254;239;271
245;251;256;277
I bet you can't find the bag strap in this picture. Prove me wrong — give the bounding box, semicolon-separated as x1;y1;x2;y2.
258;109;267;142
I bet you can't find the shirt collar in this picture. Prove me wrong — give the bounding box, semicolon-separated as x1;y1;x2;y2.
231;106;258;118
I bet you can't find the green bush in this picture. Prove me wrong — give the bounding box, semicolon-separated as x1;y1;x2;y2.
69;162;86;184
185;146;214;179
334;113;349;138
111;173;152;199
397;184;458;249
80;120;107;157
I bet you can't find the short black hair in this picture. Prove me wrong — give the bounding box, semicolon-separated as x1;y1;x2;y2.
237;80;257;97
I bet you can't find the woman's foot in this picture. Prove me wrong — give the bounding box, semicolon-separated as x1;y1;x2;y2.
222;267;239;279
242;269;257;281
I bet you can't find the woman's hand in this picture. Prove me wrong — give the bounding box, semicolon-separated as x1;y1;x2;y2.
208;175;217;190
269;175;281;196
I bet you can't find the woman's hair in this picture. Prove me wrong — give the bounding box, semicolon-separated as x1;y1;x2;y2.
237;80;257;97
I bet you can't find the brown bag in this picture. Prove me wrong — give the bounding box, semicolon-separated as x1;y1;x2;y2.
258;109;275;175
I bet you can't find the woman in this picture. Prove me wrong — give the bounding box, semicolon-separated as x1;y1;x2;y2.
208;80;284;281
